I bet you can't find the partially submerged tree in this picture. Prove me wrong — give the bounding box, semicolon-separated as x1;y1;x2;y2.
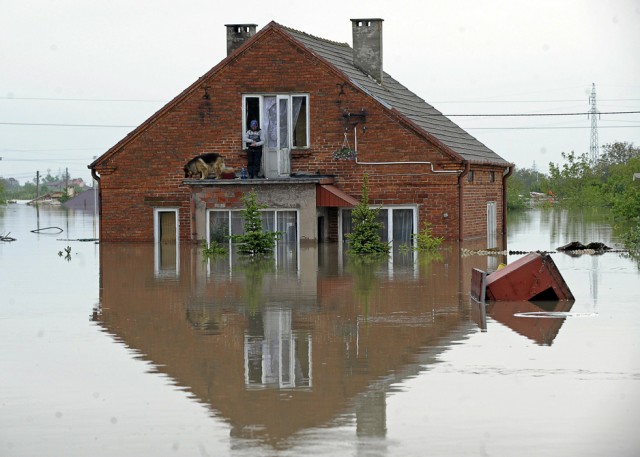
346;175;390;257
230;189;280;256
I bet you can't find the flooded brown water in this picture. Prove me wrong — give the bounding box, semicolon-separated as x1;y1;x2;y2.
1;203;639;456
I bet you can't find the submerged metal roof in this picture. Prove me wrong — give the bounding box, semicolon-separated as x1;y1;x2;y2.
281;25;509;166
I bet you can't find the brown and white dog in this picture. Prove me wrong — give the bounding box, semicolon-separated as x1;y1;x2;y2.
184;153;225;180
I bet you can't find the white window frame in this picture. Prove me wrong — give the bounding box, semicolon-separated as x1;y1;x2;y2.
153;208;180;277
153;207;179;245
242;94;310;149
206;208;300;244
339;205;418;246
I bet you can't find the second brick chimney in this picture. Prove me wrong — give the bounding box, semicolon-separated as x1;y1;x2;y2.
350;18;384;84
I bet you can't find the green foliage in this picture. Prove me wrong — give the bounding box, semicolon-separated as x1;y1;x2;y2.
235;256;274;314
541;142;640;218
0;180;5;203
201;240;226;259
345;175;390;257
506;175;527;210
622;221;640;249
347;255;385;317
57;246;72;261
412;222;444;252
506;166;548;210
229;189;280;256
546;151;604;206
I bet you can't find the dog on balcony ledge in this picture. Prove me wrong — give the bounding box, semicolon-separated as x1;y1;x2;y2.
183;153;226;180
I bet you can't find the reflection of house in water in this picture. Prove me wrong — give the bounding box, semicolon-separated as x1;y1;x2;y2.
94;242;502;446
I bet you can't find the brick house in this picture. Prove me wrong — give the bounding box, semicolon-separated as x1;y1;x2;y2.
89;19;512;246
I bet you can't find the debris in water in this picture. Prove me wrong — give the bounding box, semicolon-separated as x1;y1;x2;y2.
31;226;63;234
484;252;574;301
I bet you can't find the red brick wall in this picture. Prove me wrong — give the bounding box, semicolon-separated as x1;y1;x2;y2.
96;28;502;242
461;167;504;239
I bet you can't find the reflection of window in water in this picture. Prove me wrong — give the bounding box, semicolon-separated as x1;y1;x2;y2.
244;309;312;389
154;241;180;278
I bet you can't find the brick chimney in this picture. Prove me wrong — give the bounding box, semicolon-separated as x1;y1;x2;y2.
350;18;384;84
225;24;257;56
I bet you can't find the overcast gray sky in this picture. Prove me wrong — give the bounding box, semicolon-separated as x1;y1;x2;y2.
2;0;639;184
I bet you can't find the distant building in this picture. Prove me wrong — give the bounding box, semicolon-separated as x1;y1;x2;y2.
63;188;99;211
27;192;64;206
46;178;87;192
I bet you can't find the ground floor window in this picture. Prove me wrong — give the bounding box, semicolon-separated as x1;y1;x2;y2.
340;206;417;247
153;208;179;277
207;209;299;244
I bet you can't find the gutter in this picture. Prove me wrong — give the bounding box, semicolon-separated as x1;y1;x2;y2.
90;168;102;238
502;165;514;247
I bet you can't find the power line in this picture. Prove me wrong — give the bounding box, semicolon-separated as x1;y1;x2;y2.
467;125;638;131
4;95;640;103
0;96;165;103
1;111;639;128
432;98;640;103
0;122;136;128
443;110;640;117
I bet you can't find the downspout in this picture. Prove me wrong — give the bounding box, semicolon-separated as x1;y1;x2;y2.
502;165;513;247
457;161;470;241
90;168;101;239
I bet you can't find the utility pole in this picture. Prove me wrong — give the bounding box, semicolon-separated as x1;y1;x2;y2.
589;83;599;162
36;171;40;200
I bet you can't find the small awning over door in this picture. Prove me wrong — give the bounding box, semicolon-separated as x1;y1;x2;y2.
316;184;359;207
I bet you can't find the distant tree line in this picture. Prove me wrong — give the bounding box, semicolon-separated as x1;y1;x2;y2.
507;141;640;248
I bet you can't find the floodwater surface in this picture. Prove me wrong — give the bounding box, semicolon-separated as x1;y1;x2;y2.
1;203;639;456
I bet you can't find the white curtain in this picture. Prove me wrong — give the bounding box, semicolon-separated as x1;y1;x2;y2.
264;96;277;148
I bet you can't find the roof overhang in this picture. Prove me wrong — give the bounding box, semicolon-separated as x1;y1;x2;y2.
316;184;359;207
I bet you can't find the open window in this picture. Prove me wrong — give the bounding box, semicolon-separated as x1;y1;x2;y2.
243;94;309;178
243;94;308;148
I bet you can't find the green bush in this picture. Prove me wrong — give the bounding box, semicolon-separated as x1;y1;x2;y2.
412;222;444;252
346;175;390;257
229;189;280;256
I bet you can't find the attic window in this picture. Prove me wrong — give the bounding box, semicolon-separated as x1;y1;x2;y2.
467;171;474;183
489;171;495;183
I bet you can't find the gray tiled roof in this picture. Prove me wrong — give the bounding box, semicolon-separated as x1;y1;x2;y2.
282;26;509;165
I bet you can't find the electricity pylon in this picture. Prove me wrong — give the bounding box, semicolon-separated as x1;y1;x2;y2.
588;83;599;161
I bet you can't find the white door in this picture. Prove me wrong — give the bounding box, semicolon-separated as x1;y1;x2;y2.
263;95;291;178
487;201;497;248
